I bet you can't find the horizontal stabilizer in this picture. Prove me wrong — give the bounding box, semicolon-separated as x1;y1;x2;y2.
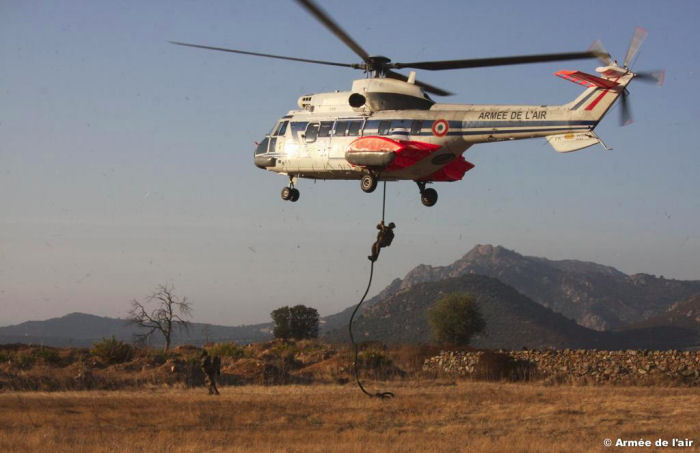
555;70;619;89
546;133;600;153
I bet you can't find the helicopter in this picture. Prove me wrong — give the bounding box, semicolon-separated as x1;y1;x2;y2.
172;0;663;207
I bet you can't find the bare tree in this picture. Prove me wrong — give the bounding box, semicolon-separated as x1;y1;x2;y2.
128;284;192;351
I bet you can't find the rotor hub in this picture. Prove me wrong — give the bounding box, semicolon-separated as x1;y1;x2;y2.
365;56;392;76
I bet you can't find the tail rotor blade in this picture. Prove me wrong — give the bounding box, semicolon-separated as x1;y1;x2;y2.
623;27;649;68
636;69;665;86
619;90;633;126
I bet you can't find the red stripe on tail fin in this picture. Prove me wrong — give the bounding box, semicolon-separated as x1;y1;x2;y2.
555;70;620;89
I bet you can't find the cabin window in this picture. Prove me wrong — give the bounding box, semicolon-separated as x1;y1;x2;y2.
334;121;348;137
410;120;423;135
347;121;362;136
378;120;391;135
318;121;334;138
268;137;277;153
391;119;412;131
305;123;319;143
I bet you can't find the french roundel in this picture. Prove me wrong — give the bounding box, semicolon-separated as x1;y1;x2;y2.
432;119;449;137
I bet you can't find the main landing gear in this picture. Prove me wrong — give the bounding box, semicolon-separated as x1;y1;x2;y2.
360;171;378;193
416;181;438;207
360;174;437;207
281;177;299;202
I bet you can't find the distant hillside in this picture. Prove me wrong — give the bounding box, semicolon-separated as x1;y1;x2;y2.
325;274;697;350
625;294;700;330
0;313;272;347
378;244;700;330
325;274;601;349
614;295;700;350
319;278;403;334
4;245;699;349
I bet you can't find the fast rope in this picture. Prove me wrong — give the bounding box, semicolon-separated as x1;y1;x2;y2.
348;181;395;399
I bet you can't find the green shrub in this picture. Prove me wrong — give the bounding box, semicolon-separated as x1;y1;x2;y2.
428;293;485;346
271;305;319;340
13;351;35;369
357;349;393;370
90;336;134;364
206;342;249;359
145;349;169;365
33;347;62;365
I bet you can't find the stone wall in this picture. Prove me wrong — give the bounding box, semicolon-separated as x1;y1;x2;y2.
423;349;700;385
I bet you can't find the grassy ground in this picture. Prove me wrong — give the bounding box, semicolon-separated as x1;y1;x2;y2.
1;381;697;452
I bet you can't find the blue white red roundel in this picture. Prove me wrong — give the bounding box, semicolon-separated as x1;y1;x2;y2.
432;119;449;137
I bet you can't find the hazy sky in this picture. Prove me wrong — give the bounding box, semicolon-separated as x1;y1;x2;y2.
2;0;699;327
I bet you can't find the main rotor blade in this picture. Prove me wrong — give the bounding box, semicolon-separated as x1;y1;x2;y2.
392;50;608;71
169;41;358;68
295;0;371;64
623;27;649;68
635;69;665;86
385;70;453;96
589;40;612;66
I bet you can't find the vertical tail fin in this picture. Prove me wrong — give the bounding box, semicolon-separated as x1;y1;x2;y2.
558;69;634;124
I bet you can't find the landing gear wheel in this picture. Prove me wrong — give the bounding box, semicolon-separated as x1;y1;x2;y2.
281;187;292;201
360;173;378;193
289;188;300;202
420;188;438;207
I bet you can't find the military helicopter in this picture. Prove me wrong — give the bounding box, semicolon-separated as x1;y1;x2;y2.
172;0;663;207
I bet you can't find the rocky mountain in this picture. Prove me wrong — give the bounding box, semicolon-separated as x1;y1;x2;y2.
379;244;700;330
319;278;403;333
615;295;700;349
0;313;272;347
324;274;698;350
634;294;700;329
325;274;605;349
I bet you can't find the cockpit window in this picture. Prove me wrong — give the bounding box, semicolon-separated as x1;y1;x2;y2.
255;137;269;155
305;123;319;143
290;122;308;142
272;120;289;136
318;121;333;138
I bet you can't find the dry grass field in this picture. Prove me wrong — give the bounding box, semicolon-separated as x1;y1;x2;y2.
1;381;698;452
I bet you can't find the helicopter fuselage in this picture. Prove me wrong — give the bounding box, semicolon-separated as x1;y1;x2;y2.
171;2;653;207
254;72;631;204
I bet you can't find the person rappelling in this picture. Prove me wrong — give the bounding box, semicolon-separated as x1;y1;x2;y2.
368;221;395;262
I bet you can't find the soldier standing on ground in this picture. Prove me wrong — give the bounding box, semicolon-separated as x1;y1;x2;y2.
200;349;221;395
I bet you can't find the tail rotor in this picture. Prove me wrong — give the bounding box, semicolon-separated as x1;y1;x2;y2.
595;27;664;126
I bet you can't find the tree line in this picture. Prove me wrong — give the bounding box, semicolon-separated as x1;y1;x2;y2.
128;284;483;349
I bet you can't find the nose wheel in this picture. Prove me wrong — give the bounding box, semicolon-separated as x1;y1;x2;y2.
416;181;438;207
281;180;300;202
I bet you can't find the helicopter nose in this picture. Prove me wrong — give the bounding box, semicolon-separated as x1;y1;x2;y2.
254;155;276;169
